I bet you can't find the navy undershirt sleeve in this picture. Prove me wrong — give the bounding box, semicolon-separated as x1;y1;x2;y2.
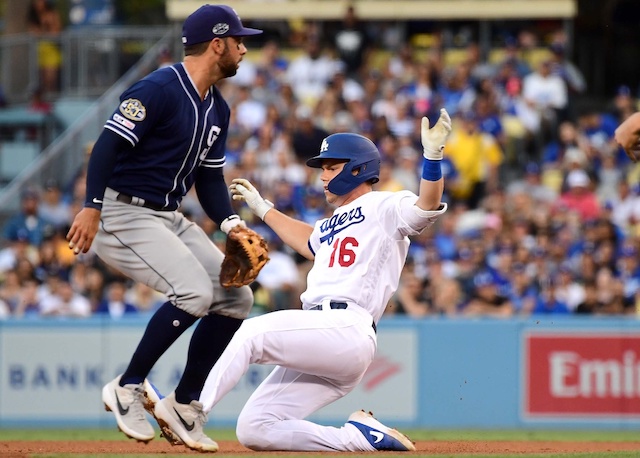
195;167;235;225
84;129;132;210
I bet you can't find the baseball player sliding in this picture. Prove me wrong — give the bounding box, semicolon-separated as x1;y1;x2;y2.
151;109;452;452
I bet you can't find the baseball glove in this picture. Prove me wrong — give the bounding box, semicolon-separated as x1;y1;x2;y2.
220;226;270;288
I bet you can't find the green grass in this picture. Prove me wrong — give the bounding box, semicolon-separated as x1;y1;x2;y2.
1;429;639;457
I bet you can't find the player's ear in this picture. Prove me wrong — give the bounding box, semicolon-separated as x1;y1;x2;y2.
210;37;225;54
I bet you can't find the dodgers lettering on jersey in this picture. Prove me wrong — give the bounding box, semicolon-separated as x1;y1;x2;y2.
103;63;229;209
301;191;420;323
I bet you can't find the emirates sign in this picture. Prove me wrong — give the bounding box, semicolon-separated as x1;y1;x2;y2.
524;332;640;417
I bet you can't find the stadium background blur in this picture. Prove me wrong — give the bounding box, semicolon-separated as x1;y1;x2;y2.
0;0;638;320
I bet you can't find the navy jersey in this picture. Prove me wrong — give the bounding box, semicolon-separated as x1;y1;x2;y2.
104;63;229;209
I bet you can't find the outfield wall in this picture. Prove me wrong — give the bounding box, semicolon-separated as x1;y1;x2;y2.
1;316;639;430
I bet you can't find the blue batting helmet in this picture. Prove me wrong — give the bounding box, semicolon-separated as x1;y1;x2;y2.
306;133;380;195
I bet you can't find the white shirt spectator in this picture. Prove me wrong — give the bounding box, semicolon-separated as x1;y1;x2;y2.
39;280;91;317
286;41;339;106
522;61;567;112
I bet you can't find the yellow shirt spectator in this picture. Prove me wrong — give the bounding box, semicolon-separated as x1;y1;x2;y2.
444;114;503;204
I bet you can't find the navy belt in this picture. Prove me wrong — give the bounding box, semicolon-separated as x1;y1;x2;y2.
309;301;377;333
116;193;169;211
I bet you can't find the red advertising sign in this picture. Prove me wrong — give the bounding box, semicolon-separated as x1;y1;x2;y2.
524;332;640;417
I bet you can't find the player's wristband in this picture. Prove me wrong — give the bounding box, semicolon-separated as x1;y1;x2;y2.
220;215;245;234
421;158;442;181
84;199;103;210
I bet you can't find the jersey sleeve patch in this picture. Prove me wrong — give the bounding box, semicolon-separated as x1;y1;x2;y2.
119;98;147;121
112;113;136;130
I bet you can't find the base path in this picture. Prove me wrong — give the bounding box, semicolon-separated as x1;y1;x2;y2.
2;440;640;455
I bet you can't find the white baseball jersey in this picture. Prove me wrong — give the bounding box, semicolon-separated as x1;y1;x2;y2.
302;190;446;323
198;190;446;452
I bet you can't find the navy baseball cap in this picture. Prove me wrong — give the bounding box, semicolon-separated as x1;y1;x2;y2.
182;4;262;46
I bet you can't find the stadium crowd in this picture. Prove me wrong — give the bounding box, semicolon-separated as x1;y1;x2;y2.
0;20;639;320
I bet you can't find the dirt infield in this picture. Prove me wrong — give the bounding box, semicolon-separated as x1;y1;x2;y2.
2;440;640;455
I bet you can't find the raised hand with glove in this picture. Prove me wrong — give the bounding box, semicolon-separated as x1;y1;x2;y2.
419;107;452;182
422;108;452;161
415;108;452;213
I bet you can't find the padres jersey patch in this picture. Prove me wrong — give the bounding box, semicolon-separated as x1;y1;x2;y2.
113;113;135;130
119;98;147;121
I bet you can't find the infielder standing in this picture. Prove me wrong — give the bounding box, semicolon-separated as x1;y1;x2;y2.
66;5;262;451
152;109;452;452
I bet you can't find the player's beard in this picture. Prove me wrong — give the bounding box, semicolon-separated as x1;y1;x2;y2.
219;43;239;78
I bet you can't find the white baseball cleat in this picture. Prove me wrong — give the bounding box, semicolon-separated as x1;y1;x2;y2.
347;409;416;451
142;380;184;446
102;375;155;443
153;392;219;452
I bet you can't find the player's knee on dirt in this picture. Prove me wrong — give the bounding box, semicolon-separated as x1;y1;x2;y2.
236;412;273;451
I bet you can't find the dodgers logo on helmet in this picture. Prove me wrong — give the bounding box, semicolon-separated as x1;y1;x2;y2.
306;133;380;195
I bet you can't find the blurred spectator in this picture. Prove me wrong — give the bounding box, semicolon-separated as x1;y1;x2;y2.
126;282;166;314
506;262;537;314
462;270;513;317
95;279;139;318
34;237;66;283
39;275;91;317
255;40;289;89
291;105;330;162
437;63;475;117
254;239;301;311
506;162;558;204
385;42;417;86
611;85;636;122
548;40;586;96
235;85;267;134
0;269;23;314
618;246;640;302
574;280;602;314
498;62;541;164
577;109;619;163
3;188;50;247
425;256;461;316
554;263;585;312
393;269;432;317
375;161;404;192
522;59;567;143
531;277;570;314
0;230;38;275
498;36;531;79
38;178;71;230
13;277;41;318
556;169;601;222
332;5;371;79
27;0;63;95
443;111;503;209
285;38;338;107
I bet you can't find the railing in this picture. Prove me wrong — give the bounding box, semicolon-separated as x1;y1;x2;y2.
0;27;178;223
0;25;182;105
